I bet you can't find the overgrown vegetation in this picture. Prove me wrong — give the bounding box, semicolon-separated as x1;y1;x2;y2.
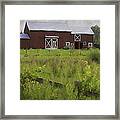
91;25;100;45
20;48;100;100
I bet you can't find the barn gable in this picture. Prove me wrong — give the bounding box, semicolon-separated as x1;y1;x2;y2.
24;22;30;34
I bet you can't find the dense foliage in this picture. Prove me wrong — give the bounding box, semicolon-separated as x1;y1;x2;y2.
91;25;100;45
20;48;100;100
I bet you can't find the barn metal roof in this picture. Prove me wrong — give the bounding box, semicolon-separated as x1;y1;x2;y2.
26;21;94;34
27;21;71;32
20;33;30;39
71;27;94;34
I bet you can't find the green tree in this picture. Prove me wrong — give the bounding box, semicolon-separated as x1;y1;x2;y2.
91;25;100;45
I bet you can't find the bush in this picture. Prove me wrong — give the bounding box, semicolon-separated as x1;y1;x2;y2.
88;48;100;64
63;46;70;50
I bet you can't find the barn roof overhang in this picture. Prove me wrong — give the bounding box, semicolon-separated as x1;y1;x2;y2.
30;29;72;32
71;32;94;35
20;33;30;40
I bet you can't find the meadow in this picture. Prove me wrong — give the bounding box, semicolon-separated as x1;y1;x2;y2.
20;48;100;100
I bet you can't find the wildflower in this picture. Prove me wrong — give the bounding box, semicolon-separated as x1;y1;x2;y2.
84;61;88;65
39;67;42;69
43;65;46;68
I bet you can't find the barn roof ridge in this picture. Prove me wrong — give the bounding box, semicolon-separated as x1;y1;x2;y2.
25;21;94;34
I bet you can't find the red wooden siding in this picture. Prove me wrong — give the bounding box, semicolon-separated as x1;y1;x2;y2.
20;39;30;49
20;31;94;49
81;34;93;48
29;30;74;49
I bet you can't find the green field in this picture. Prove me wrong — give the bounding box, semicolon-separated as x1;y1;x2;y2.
20;48;100;100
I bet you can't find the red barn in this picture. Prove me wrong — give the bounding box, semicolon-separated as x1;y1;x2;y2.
20;33;30;49
20;21;94;49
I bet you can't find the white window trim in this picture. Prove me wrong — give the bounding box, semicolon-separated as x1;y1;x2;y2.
45;36;59;38
83;41;87;45
52;39;58;48
65;42;70;47
71;43;74;46
88;42;93;47
74;34;81;41
45;37;58;49
45;38;52;48
70;43;74;48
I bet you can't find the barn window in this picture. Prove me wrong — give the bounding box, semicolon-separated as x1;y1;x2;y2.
71;43;74;48
65;42;70;47
88;42;93;48
74;34;81;41
83;41;87;45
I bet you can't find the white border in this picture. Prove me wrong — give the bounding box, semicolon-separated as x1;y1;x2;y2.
5;5;115;115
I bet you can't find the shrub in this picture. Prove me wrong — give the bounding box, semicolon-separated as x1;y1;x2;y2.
88;48;100;64
63;46;70;50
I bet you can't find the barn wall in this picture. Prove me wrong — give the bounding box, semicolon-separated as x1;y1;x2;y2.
20;31;94;49
81;34;93;48
29;31;44;49
58;32;73;48
20;39;30;49
81;34;93;42
29;30;74;49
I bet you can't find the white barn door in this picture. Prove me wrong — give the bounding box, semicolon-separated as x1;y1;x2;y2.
45;36;58;49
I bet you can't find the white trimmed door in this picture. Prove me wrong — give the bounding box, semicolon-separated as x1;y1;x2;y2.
45;36;58;49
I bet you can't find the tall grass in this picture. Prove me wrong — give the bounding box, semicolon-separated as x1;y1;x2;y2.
20;48;100;100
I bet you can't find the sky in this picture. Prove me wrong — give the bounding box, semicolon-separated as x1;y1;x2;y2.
20;20;100;32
